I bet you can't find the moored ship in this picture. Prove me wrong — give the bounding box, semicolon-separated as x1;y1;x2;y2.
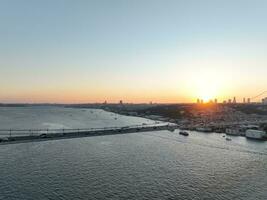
245;129;267;140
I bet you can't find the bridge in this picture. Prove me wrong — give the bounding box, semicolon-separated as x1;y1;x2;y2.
0;123;178;144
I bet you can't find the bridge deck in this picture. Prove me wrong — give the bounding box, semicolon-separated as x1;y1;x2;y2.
0;124;178;145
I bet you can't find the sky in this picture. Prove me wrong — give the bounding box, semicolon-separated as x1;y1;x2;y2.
1;0;267;103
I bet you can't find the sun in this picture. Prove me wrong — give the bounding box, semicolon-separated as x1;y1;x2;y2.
196;82;218;102
185;68;226;103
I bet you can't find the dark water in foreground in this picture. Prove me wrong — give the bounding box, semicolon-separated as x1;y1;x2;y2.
0;130;266;200
0;107;266;200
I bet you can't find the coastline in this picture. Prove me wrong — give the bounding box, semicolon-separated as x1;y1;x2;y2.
102;107;267;141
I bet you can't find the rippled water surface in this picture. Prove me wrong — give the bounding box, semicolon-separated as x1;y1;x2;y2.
0;107;266;200
0;106;156;129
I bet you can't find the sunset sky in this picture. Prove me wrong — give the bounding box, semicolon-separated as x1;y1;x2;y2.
1;0;267;103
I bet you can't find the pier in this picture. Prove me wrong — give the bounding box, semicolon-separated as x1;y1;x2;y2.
0;124;178;144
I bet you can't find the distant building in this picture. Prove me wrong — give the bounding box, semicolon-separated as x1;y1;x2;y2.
243;98;246;104
214;99;218;104
247;98;251;104
119;100;123;105
197;99;200;104
228;99;232;104
233;97;236;104
262;97;267;105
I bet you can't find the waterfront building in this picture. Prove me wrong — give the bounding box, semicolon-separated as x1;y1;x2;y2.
226;128;242;136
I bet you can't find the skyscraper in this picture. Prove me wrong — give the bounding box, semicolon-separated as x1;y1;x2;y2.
233;97;236;104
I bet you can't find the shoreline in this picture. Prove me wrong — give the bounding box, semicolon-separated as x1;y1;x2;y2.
103;108;267;141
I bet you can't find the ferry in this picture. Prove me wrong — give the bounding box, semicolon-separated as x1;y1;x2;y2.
245;129;266;140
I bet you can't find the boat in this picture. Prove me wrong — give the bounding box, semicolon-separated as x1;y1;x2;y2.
179;131;189;136
245;129;266;140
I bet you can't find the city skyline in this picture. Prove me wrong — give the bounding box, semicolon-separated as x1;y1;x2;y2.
1;0;267;103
